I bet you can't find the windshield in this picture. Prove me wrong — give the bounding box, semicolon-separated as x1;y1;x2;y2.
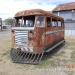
25;20;34;27
15;15;35;27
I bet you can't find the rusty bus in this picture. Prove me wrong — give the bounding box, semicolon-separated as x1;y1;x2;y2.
11;9;65;64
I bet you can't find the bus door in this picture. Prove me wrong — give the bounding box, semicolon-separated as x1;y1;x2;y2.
34;16;46;53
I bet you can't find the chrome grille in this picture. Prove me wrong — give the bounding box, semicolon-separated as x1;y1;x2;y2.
15;30;28;47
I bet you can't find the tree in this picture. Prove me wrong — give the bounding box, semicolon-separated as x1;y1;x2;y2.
4;18;15;26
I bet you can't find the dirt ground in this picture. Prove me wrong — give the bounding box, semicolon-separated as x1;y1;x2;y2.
0;30;75;75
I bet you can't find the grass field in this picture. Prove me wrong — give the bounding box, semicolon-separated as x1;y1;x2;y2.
0;30;75;75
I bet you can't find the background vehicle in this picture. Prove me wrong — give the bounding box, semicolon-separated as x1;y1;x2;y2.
0;18;2;31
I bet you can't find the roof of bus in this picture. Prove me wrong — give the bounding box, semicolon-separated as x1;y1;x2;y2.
15;9;63;20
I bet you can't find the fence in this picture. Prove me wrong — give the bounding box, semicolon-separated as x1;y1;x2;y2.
65;22;75;39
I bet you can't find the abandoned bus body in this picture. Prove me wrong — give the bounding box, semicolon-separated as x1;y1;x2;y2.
11;9;65;64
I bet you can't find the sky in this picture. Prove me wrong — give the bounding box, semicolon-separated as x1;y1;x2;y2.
0;0;75;20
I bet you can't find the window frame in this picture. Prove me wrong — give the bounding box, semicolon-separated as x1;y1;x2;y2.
36;16;44;27
51;17;58;27
46;17;52;27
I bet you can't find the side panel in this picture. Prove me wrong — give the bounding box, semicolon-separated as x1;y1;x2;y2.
33;27;46;53
45;27;56;49
44;26;64;51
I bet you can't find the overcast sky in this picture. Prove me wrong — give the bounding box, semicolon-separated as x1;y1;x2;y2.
0;0;75;20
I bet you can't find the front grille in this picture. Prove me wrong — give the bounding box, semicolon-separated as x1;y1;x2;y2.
15;30;28;47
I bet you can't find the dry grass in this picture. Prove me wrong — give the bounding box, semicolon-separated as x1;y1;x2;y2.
0;30;75;75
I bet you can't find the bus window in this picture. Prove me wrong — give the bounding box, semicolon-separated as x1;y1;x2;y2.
15;19;20;27
19;19;22;26
58;21;64;27
15;15;35;27
51;18;58;27
58;21;61;27
61;21;64;27
24;16;35;27
25;20;34;27
52;20;58;27
47;17;52;27
37;16;44;27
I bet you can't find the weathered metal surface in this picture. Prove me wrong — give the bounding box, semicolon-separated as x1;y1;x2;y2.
15;9;63;20
11;27;64;53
